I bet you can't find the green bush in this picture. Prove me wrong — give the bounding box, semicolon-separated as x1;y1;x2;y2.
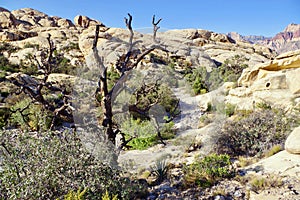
23;43;40;49
61;42;80;52
184;67;209;95
184;154;234;187
121;117;175;150
8;98;53;131
107;66;121;91
62;188;87;200
150;159;169;184
184;55;248;92
0;130;147;199
217;109;294;157
0;42;19;54
0;54;18;73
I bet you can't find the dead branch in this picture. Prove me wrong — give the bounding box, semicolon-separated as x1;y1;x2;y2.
93;25;100;49
152;15;162;42
7;34;72;130
124;13;133;46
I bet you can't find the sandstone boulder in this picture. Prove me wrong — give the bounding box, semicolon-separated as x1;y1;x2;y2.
38;17;56;27
74;15;105;28
0;7;18;29
57;18;75;28
286;68;300;94
0;31;19;41
238;50;300;87
285;126;300;154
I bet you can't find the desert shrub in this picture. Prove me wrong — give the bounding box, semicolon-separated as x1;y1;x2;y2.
237;174;283;192
184;154;234;188
129;83;180;120
0;43;20;72
122;118;157;150
214;103;236;116
101;190;118;200
184;67;209;95
184;55;248;92
52;56;76;75
61;42;80;52
255;101;272;110
264;144;282;157
122;118;175;150
8;98;53;131
107;66;121;91
0;130;147;199
0;42;19;54
0;54;18;73
217;109;294;157
0;107;10;129
23;43;40;49
150;159;169;184
62;188;87;200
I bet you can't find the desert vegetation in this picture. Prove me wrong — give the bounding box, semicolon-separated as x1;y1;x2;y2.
1;9;300;200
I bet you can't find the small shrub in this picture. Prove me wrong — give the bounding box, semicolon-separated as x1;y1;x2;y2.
184;67;209;95
128;135;157;150
217;109;293;157
101;190;118;200
8;98;52;131
0;108;10;129
0;42;19;54
107;66;120;91
184;154;234;188
61;42;80;52
23;43;40;49
150;159;169;184
63;188;87;200
0;54;18;73
248;174;283;192
236;156;259;167
122;117;157;150
264;144;282;157
256;101;272;110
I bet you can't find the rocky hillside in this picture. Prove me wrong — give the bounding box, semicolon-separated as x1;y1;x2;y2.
1;6;300;200
228;23;300;54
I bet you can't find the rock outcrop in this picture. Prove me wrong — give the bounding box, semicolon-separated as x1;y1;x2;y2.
0;7;19;29
74;15;105;28
225;50;300;110
238;50;300;91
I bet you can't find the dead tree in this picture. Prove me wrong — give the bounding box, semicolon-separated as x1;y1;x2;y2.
7;34;72;130
93;14;156;145
152;15;162;42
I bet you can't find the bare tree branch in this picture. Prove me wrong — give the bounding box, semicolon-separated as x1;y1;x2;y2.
152;15;162;42
93;25;100;50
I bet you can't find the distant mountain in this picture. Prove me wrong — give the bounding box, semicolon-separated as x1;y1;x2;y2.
228;23;300;54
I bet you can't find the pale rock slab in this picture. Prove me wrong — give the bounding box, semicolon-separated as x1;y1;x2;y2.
285;126;300;154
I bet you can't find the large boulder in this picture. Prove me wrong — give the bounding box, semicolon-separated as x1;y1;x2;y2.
286;68;300;94
57;18;75;28
285;126;300;154
74;15;105;28
238;50;300;95
238;50;300;86
0;7;18;29
0;31;19;41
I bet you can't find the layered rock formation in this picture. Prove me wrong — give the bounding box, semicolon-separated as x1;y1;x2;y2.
228;23;300;54
224;50;300;111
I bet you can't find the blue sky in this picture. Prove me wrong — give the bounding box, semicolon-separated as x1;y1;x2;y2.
1;0;300;37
